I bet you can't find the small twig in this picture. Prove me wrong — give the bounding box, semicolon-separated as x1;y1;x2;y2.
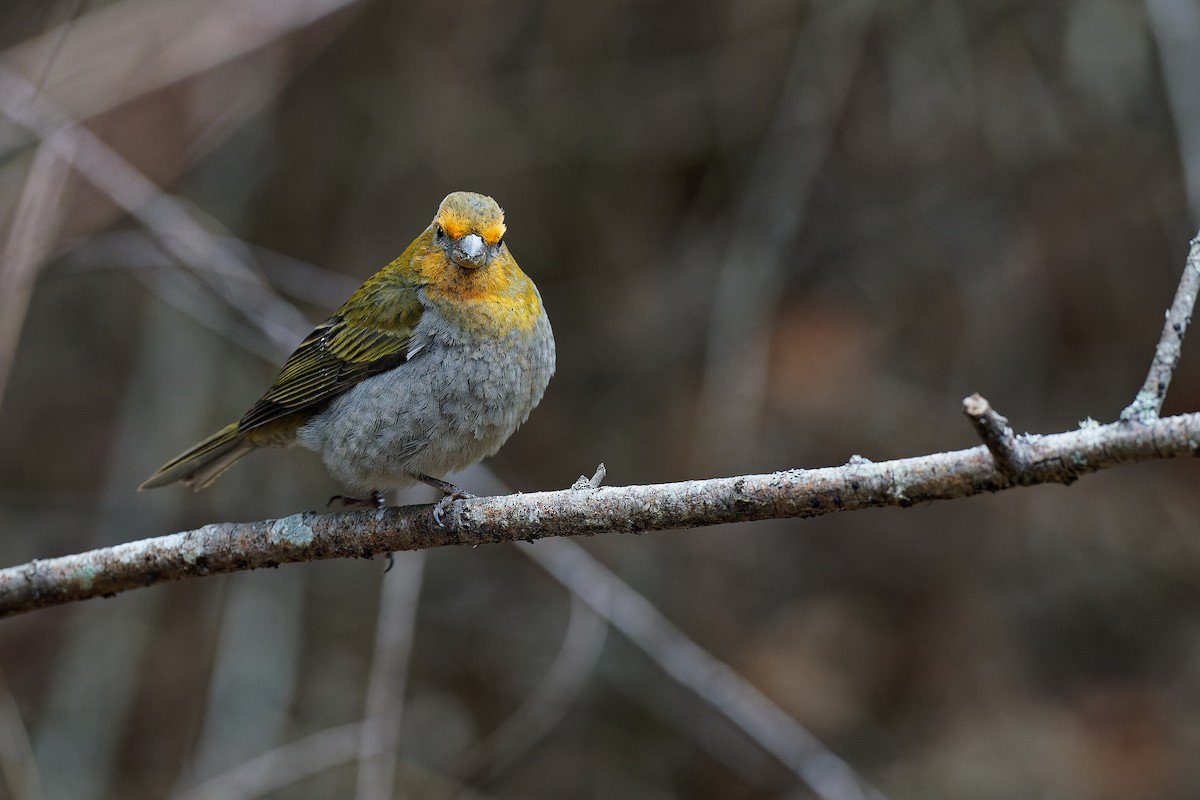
1121;233;1200;421
962;393;1032;480
571;463;607;490
0;667;41;800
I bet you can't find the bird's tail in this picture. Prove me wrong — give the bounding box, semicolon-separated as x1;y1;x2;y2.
139;423;256;491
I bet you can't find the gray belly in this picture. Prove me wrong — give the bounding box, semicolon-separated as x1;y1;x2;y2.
296;312;554;492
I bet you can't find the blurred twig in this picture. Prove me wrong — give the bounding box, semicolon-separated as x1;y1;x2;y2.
172;572;306;795
58;230;359;308
355;550;426;800
452;592;608;782
520;537;884;800
180;573;604;798
53;230;358;360
1146;0;1200;221
0;63;312;357
693;0;871;469
0;0;365;382
603;660;784;790
4;408;1200;619
0;0;363;139
0;666;40;800
174;722;362;800
458;465;841;792
0;136;73;413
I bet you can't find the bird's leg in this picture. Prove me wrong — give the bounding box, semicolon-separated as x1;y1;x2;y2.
417;473;475;527
327;490;386;509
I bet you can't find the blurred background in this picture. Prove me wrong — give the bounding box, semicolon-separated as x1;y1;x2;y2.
1;0;1199;797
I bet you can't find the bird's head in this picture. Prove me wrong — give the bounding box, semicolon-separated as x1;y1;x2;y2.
431;191;507;270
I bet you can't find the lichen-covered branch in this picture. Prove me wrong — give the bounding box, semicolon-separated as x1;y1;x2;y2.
2;410;1198;619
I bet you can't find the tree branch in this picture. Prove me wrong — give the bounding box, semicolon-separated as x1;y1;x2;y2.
2;409;1198;618
1122;234;1200;421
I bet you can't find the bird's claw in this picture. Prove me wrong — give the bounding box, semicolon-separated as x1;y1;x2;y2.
432;489;475;528
327;490;386;509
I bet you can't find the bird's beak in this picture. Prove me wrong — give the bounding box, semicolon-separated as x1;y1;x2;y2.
450;233;488;268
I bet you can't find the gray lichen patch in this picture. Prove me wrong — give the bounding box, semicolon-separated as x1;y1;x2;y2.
268;515;315;548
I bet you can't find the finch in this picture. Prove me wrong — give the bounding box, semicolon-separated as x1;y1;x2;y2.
140;191;555;504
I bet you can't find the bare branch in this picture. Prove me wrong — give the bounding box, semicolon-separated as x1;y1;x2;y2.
1122;234;1200;421
1;410;1197;620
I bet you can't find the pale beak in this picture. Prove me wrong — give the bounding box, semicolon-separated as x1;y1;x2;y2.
450;233;487;268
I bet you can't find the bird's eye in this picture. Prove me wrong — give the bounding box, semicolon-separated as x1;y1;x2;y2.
434;225;445;241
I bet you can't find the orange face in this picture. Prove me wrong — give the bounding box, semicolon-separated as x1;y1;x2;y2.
433;192;507;246
414;192;542;333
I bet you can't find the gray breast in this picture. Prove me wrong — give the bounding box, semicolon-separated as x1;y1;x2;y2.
296;301;555;492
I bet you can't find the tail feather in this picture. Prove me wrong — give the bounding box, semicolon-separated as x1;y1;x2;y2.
139;423;256;491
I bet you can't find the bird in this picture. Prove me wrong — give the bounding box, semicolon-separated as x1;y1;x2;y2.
140;191;555;511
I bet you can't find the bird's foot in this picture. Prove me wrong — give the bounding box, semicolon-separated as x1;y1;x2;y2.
417;474;475;527
327;490;386;509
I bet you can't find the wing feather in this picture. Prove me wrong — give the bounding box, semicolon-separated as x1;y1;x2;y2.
238;294;421;432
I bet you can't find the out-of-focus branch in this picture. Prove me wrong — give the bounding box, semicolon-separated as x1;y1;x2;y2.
0;0;362;136
0;667;40;800
1;409;1198;619
174;722;362;800
452;592;608;782
354;550;425;800
0;136;73;412
1146;0;1200;221
0;63;312;357
520;536;884;800
693;0;871;469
